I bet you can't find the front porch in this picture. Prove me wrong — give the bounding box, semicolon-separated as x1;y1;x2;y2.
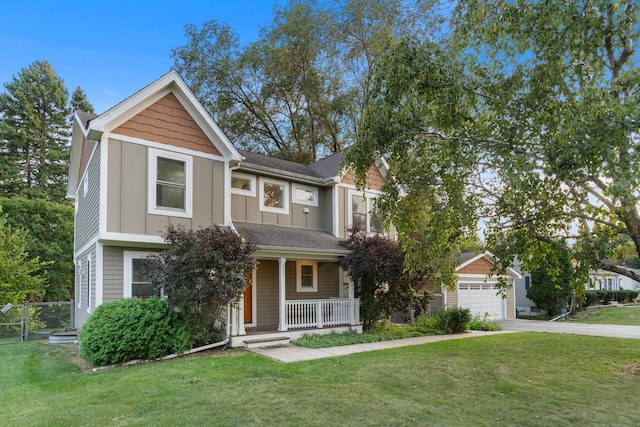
229;297;361;348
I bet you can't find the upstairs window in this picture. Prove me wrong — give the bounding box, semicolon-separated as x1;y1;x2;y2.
148;149;192;217
259;177;289;214
231;172;256;197
292;183;318;206
350;191;383;234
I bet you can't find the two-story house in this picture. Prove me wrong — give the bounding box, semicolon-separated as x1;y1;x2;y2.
67;71;389;346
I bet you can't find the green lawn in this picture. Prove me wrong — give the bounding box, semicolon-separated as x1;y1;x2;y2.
2;334;640;426
578;306;640;325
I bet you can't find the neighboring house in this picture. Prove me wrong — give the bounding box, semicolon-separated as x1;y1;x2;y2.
67;71;391;346
427;252;520;320
586;270;621;291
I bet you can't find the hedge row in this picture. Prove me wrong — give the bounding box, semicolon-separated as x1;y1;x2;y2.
583;290;640;306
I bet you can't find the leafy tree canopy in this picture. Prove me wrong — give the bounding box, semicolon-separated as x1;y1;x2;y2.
347;0;640;289
0;197;74;301
0;61;71;201
0;209;48;304
144;225;256;345
340;228;427;329
527;244;575;316
172;0;440;163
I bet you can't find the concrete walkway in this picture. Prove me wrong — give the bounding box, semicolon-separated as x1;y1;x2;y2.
497;318;640;339
247;330;510;363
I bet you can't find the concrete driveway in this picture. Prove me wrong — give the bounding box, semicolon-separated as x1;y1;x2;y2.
497;318;640;339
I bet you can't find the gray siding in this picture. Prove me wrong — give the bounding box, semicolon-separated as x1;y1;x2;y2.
255;259;340;328
75;245;96;328
231;179;333;233
256;260;279;328
75;146;100;250
103;246;125;302
106;138;226;237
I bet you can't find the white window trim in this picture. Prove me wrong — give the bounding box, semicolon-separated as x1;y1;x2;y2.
86;257;92;313
147;148;193;218
123;251;157;298
231;172;257;197
82;175;88;197
292;183;319;207
259;177;290;215
296;260;318;293
76;262;81;308
347;189;384;234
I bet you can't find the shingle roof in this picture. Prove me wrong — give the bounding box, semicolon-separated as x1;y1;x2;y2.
76;110;97;129
309;152;344;179
234;221;347;253
455;252;484;266
238;149;322;178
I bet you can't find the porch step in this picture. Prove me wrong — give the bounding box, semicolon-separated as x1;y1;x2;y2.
243;336;290;349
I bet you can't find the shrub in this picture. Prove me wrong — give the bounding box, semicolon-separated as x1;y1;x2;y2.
601;290;615;305
468;313;502;331
630;290;639;301
429;307;471;334
617;290;631;304
583;290;599;307
78;298;192;366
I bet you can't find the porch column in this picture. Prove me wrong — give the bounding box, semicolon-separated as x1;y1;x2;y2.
278;257;287;331
348;277;355;325
238;294;246;335
230;304;239;336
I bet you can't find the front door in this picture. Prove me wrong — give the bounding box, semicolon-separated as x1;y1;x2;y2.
244;275;253;324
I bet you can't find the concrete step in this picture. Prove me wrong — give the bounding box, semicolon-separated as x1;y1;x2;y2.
243;336;290;348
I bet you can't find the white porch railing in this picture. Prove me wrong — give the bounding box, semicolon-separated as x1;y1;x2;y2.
285;298;360;330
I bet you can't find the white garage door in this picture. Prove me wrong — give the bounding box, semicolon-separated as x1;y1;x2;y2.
458;283;505;319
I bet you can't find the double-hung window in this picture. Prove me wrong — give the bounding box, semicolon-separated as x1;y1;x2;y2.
148;149;192;217
124;252;157;299
349;190;383;234
259;177;289;214
296;261;318;292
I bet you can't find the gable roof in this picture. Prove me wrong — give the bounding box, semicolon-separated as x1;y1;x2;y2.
67;71;242;198
456;252;521;278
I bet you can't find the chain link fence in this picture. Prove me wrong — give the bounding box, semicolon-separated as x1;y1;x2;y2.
0;301;74;343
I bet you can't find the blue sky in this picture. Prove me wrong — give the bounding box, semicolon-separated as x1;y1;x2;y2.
1;0;277;114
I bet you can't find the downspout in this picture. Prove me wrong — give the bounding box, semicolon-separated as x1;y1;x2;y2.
550;292;576;322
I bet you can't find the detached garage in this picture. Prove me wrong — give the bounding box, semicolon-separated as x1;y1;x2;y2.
432;252;520;320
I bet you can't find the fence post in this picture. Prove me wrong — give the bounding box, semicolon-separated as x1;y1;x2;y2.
71;300;75;329
24;301;29;341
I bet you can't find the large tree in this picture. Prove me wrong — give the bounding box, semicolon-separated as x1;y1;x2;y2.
0;209;48;304
348;0;640;288
70;86;95;115
0;61;71;201
172;0;436;163
0;197;74;301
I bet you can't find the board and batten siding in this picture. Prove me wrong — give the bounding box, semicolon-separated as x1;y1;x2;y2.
75;145;101;250
256;260;280;328
106;138;226;237
255;259;341;328
230;184;332;232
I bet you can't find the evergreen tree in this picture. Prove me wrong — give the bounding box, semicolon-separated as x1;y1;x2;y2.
0;61;71;201
70;86;95;114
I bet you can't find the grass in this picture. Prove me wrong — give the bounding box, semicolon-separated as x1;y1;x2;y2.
576;306;640;325
3;333;640;426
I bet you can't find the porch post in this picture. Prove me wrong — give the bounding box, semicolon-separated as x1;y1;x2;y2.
278;257;287;331
348;278;355;325
230;304;239;336
238;294;246;335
